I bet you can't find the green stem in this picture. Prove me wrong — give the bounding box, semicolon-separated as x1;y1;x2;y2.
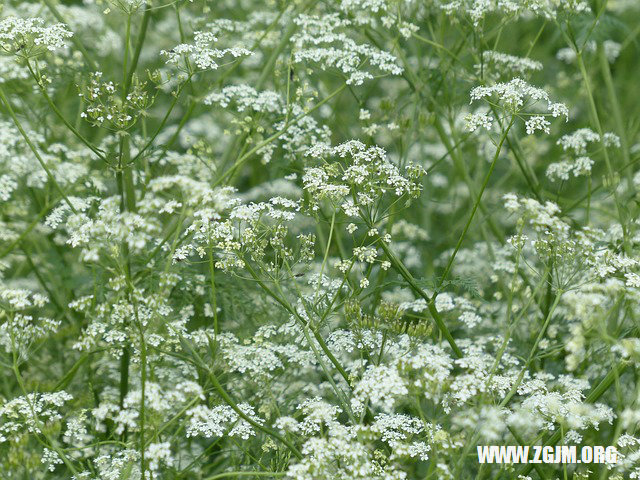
25;60;105;160
499;291;563;408
146;396;200;448
180;337;303;459
136;304;147;477
123;14;132;89
243;261;353;387
0;85;76;212
213;84;346;187
437;116;515;290
0;200;54;259
376;240;463;358
204;472;286;480
454;290;562;478
125;6;152;94
129;75;194;164
301;326;357;424
597;43;635;194
208;243;219;334
315;210;336;299
9;331;78;475
571;38;630;252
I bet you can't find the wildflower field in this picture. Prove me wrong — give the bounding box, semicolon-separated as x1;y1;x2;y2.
2;0;640;478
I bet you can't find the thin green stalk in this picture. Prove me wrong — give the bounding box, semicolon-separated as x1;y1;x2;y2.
136;304;147;478
124;6;152;94
453;289;563;479
123;14;132;88
208;243;219;334
212;84;346;188
25;60;106;160
0;85;76;212
376;239;463;358
114;6;141;418
565;153;640;213
0;200;54;259
22;246;70;321
204;472;286;480
597;43;635;195
570;36;630;252
243;261;353;388
437;116;515;290
500;291;563;408
129;75;194;164
315;209;336;300
179;337;303;459
489;266;550;376
9;330;78;475
375;118;513;359
411;32;461;63
113;9;152;428
146;396;200;448
301;326;357;424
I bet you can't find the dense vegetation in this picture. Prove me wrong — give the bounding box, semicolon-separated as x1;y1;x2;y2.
1;0;640;478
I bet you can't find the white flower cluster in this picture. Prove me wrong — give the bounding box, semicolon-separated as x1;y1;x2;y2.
78;71;150;130
303;140;424;214
525;115;550;135
41;448;63;472
0;287;59;359
57;196;160;262
91;380;204;436
0;311;60;358
211;329;314;377
1;0;638;478
88;449;140;480
280;397;429;480
291;14;403;85
441;0;590;26
204;84;282;113
351;364;408;414
339;0;419;38
469;78;568;134
146;442;173;476
477;50;543;77
0;16;73;56
557;128;620;154
206;11;282;47
546;156;594;182
543;128;620;183
470;78;568;118
0;392;72;442
203;84;331;163
503;193;567;234
186;403;263;440
517;374;615;434
161;31;252;71
464;111;493;132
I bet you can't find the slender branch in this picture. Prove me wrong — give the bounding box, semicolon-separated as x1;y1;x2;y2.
179;336;303;459
25;60;106;160
212;84;347;187
437;116;515;291
204;472;286;480
0;85;76;212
